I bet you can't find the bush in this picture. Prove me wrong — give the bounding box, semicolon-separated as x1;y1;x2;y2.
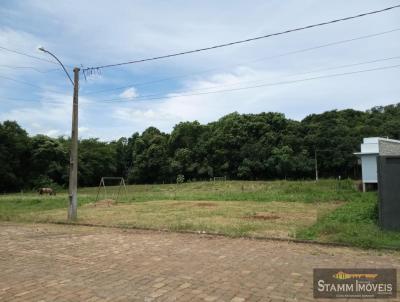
31;175;61;192
176;174;185;184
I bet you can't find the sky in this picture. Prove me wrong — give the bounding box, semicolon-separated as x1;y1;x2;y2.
0;0;399;140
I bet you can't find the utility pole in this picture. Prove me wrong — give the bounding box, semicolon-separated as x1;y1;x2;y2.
38;47;79;221
314;150;319;182
68;67;80;220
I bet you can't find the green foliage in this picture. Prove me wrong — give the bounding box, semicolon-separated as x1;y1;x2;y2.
128;127;170;183
297;193;400;249
1;103;400;191
176;174;185;184
0;121;31;192
31;175;61;191
79;138;117;187
30;135;68;186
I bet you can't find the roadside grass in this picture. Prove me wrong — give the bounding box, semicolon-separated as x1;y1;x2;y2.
1;180;399;249
296;193;400;249
0;194;92;221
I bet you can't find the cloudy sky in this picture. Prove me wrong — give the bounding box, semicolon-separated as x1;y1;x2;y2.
1;1;399;140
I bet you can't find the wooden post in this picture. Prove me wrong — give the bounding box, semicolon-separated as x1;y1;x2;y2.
315;150;319;182
95;177;104;202
122;178;128;197
68;67;80;220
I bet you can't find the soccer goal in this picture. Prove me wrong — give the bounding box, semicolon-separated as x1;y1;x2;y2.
95;177;127;203
212;176;227;182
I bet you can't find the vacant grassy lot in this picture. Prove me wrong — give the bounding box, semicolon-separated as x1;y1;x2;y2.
28;200;340;238
1;180;399;249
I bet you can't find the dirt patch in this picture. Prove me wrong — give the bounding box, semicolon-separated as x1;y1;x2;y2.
194;202;218;207
169;202;187;206
243;212;280;220
165;201;218;207
90;199;117;207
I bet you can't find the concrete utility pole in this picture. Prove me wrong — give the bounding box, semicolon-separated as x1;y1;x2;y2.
38;47;79;220
68;67;80;220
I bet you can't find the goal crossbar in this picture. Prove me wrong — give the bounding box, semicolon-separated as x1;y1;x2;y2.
212;176;227;181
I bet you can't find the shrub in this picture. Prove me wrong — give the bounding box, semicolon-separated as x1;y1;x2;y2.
176;174;185;184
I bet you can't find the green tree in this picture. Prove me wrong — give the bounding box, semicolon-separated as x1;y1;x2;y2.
30;135;68;186
129;127;169;183
0;121;31;192
78;138;117;187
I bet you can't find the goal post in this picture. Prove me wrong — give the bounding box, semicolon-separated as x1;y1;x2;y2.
95;177;127;203
212;176;227;182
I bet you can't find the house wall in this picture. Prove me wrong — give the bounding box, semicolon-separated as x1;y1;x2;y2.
356;138;400;192
361;140;379;153
379;140;400;156
361;154;378;183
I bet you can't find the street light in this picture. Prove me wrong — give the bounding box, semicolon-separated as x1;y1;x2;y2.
39;47;80;221
38;47;74;86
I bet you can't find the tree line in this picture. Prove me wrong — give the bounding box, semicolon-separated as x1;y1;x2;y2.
1;103;399;192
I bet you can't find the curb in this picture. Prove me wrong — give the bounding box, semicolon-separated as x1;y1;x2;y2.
37;220;398;251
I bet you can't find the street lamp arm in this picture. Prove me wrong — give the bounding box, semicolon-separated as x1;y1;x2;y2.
38;47;74;86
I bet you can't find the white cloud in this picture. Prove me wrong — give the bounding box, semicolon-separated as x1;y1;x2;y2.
109;67;291;132
109;63;400;135
78;126;89;133
0;27;54;75
119;87;138;99
46;129;60;137
1;0;400;140
0;91;91;137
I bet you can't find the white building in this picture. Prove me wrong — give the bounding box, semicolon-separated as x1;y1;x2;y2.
355;137;400;192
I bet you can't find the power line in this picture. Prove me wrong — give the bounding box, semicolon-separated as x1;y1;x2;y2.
284;56;400;78
0;74;68;93
0;45;74;69
2;57;398;103
97;64;400;103
84;27;400;95
0;74;44;89
4;64;398;107
83;4;400;72
94;56;400;102
0;46;58;65
0;96;70;105
204;55;400;90
0;64;60;73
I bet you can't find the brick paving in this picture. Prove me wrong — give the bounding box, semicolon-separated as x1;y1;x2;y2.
0;222;399;301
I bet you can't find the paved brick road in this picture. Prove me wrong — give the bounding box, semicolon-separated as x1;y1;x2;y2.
0;223;399;301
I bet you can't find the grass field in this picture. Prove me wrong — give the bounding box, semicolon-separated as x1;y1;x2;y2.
1;180;399;249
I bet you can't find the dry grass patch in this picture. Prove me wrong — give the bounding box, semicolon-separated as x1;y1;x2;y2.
28;200;342;239
89;199;118;207
193;202;218;207
243;213;280;220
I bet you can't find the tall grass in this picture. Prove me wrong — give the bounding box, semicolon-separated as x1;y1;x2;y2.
296;192;400;249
